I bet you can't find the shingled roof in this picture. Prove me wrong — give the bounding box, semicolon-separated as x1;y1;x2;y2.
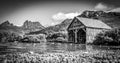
76;17;112;29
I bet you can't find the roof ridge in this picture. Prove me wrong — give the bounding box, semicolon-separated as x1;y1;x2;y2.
76;17;112;29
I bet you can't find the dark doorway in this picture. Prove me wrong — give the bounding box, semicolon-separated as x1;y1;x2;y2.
68;30;75;42
77;29;86;44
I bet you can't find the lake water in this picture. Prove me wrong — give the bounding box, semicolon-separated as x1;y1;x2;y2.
0;42;120;54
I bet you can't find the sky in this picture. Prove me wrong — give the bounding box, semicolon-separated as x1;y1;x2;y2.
0;0;120;27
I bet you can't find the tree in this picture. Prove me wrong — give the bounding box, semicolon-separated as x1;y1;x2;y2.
93;28;120;45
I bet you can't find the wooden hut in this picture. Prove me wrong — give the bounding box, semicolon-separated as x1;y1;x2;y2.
67;17;112;44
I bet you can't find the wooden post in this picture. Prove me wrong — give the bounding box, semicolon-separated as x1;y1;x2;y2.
74;29;78;43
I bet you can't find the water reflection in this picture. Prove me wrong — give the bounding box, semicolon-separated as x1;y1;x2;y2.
0;42;120;54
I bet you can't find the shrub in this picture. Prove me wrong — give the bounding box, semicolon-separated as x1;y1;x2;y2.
46;32;67;41
93;28;120;46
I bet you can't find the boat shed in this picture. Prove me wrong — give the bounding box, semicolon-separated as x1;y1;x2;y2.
67;17;112;44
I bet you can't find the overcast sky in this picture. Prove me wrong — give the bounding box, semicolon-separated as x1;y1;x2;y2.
0;0;120;27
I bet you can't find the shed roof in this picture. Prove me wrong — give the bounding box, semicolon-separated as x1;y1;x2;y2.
76;17;112;29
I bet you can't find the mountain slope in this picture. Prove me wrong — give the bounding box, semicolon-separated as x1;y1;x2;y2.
22;20;45;33
0;20;45;34
28;19;72;35
0;21;23;34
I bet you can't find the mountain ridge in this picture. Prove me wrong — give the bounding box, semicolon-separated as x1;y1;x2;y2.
28;19;72;35
0;20;45;34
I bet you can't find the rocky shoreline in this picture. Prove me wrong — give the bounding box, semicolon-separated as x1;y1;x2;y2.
0;50;120;63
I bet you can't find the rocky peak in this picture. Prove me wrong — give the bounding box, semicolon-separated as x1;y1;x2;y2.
0;20;13;27
22;20;44;32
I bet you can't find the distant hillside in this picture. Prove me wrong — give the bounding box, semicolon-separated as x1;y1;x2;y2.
28;19;72;35
0;21;23;34
0;20;45;34
79;10;120;28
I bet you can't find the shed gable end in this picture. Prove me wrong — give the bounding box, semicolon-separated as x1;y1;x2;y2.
68;18;84;30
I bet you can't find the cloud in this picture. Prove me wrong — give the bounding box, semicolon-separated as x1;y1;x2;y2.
52;12;81;21
51;22;59;26
50;12;81;26
95;3;114;11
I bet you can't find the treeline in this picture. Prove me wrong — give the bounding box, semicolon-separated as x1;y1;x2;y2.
93;28;120;46
0;32;22;42
22;34;46;43
46;32;68;42
0;31;68;43
0;31;46;43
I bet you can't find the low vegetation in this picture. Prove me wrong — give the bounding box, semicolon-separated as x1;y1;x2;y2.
46;32;68;42
22;34;46;43
1;50;120;63
93;28;120;46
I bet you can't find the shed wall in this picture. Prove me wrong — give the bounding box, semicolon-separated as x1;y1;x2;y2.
86;28;103;43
